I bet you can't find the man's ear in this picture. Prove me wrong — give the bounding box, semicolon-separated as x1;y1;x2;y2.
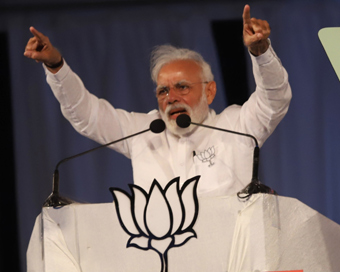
205;81;217;105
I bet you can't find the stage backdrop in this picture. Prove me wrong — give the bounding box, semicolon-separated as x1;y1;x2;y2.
1;0;340;271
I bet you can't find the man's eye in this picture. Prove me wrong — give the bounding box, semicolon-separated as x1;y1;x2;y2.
157;89;167;96
176;84;189;90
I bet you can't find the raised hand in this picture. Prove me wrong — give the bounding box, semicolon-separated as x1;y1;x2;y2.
24;27;63;71
242;5;270;56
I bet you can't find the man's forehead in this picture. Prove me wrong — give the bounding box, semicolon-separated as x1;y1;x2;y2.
157;59;203;83
156;79;191;88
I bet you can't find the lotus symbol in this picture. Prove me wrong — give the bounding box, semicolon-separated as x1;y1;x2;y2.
109;176;200;272
196;146;215;167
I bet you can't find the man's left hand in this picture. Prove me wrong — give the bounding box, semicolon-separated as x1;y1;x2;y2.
242;5;270;56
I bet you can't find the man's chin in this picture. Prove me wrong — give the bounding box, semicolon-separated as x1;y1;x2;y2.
161;114;193;137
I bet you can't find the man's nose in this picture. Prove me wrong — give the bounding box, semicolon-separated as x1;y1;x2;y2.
167;88;181;104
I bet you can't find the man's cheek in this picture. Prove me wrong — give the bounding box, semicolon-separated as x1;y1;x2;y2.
158;102;165;113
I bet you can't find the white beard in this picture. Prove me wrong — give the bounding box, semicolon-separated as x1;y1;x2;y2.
159;93;209;137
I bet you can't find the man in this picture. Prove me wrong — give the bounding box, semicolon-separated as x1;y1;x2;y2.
24;5;291;197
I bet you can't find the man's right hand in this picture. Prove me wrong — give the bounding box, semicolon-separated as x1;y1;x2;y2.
24;27;63;73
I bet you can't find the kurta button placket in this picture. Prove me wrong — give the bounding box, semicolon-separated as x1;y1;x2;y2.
178;137;187;183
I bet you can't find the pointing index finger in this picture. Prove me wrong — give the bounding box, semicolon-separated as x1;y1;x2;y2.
29;26;45;42
242;4;251;25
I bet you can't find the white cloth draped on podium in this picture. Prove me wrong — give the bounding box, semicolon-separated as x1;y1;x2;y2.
27;194;340;272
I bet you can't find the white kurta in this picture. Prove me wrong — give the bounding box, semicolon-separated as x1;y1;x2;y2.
44;44;291;197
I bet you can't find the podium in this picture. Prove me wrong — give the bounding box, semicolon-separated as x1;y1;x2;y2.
27;194;340;272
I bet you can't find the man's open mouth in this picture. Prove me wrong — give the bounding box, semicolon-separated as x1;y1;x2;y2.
169;108;187;119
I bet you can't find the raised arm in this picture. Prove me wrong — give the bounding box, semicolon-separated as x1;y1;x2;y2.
224;5;292;147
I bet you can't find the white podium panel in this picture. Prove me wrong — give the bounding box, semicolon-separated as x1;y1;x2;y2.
27;194;340;272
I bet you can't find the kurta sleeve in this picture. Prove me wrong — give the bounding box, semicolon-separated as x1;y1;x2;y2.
43;61;157;158
226;41;292;147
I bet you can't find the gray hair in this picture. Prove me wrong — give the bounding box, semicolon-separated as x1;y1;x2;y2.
150;45;214;83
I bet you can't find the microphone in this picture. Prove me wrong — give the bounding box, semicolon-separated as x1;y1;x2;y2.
43;119;166;207
176;114;276;199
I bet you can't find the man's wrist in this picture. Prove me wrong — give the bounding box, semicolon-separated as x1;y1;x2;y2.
44;57;64;69
248;39;270;56
250;39;275;66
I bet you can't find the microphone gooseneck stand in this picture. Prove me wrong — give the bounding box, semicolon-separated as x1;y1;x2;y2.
176;114;277;199
43;119;166;207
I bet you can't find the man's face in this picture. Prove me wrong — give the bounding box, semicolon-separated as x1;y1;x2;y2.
156;59;216;135
157;59;206;119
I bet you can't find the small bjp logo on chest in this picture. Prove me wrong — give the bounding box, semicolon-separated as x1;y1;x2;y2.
196;146;215;167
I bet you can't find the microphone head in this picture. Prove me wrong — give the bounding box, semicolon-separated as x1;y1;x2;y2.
176;114;191;128
150;119;166;133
